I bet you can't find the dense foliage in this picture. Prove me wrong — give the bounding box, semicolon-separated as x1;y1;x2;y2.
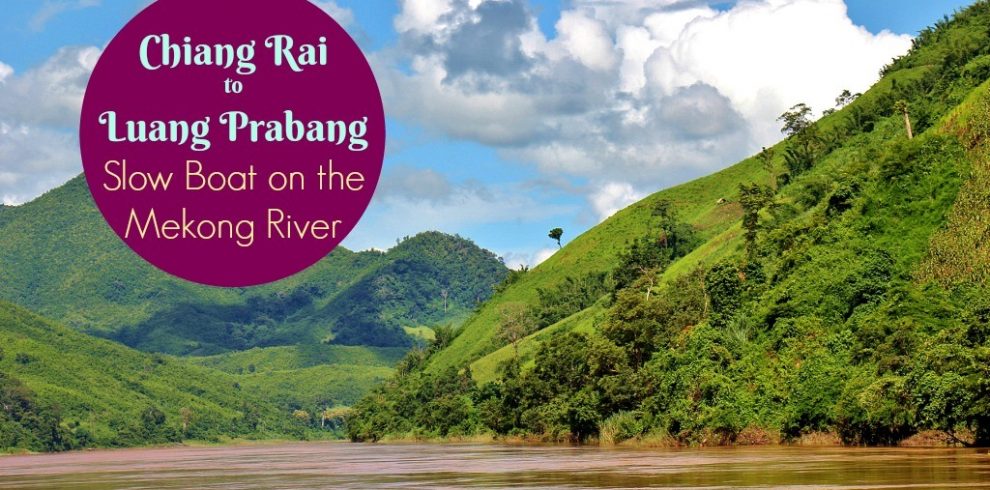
107;232;505;352
347;1;990;446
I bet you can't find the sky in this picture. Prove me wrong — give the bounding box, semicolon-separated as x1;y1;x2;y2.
0;0;975;268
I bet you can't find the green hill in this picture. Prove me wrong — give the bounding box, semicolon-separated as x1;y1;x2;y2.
348;1;990;446
190;344;407;373
187;344;404;409
0;178;507;354
0;164;506;453
0;301;296;452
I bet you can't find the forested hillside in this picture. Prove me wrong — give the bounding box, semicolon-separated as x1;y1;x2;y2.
348;1;990;446
0;165;506;454
0;301;297;452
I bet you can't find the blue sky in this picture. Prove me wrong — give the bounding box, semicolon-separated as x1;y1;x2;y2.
0;0;974;267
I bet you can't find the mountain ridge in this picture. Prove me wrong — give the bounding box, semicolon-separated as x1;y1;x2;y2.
0;176;508;354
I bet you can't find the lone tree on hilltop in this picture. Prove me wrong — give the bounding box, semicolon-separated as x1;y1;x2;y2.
548;227;564;249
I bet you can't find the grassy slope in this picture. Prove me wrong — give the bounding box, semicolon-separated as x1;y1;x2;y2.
433;57;942;381
0;301;288;445
236;364;394;409
919;80;990;285
186;345;405;409
429;158;758;373
189;344;407;373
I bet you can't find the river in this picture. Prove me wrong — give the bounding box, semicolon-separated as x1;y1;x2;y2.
1;443;988;489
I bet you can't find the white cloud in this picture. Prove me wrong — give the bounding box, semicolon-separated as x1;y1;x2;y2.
395;0;455;34
0;46;100;127
533;247;557;265
0;62;12;84
643;0;910;143
0;123;81;205
590;181;644;221
312;1;355;28
0;46;99;204
501;247;557;269
554;11;617;71
377;0;912;221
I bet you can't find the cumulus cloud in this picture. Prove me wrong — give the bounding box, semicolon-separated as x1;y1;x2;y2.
0;123;80;204
378;0;912;220
0;46;99;205
642;0;911;143
444;0;533;79
0;47;100;127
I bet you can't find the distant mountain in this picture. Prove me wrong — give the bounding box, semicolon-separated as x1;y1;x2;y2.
0;177;508;354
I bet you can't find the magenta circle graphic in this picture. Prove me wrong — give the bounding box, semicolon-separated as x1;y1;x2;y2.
80;0;385;287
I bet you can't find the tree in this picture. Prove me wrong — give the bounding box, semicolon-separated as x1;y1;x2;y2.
498;302;537;356
321;406;352;430
835;89;858;108
292;409;311;424
895;99;913;139
778;103;814;136
758;146;777;189
431;324;459;350
440;289;449;313
738;183;773;257
651;199;675;221
704;262;744;327
548;228;564;248
532;272;610;328
141;405;167;437
180;407;192;434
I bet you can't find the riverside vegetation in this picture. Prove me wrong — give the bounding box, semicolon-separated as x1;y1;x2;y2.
346;2;990;447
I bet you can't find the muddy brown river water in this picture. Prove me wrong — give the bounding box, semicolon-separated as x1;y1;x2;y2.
1;442;989;489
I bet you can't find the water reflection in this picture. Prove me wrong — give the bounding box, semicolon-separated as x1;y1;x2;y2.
1;443;989;489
